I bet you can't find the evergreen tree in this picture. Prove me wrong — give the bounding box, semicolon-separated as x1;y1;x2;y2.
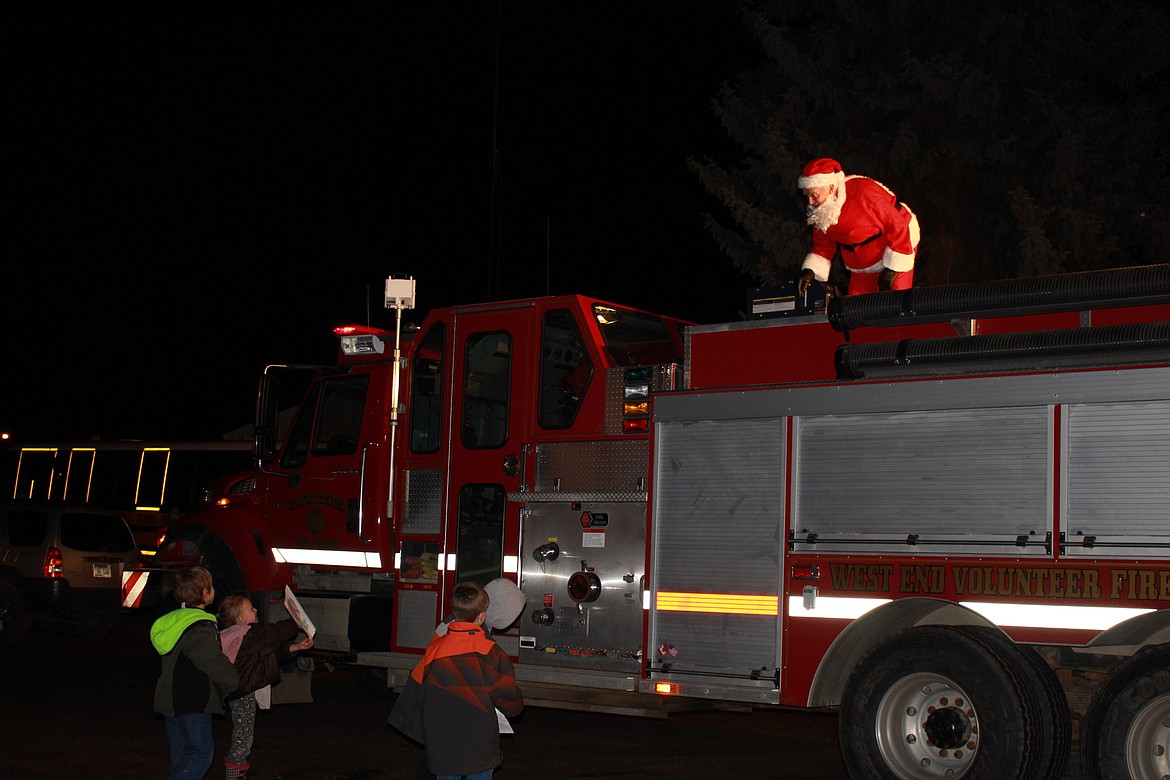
690;0;1170;288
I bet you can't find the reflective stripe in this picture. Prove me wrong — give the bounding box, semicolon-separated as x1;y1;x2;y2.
786;595;891;619
657;591;779;615
785;595;1154;630
270;548;382;568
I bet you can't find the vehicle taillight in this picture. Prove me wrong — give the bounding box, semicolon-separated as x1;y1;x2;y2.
43;546;64;578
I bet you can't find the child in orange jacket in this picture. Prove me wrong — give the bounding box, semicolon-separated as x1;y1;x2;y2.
389;582;524;780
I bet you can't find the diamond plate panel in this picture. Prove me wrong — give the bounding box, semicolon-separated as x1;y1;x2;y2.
531;440;648;495
395;588;439;649
604;364;678;434
403;469;442;535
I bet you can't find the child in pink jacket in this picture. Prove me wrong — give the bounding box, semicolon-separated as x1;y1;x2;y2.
218;595;313;780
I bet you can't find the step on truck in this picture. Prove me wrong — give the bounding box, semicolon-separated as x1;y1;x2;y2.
138;266;1170;779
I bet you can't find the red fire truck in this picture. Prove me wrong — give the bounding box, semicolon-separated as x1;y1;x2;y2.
141;266;1170;779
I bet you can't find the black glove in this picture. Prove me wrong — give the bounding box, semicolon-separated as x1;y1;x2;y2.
878;268;898;291
797;269;816;296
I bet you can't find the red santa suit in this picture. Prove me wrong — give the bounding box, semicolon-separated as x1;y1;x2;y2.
798;158;920;295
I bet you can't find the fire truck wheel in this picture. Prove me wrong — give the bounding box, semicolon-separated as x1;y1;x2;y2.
957;626;1070;780
1012;640;1071;780
163;529;248;609
0;581;32;643
838;625;1040;780
1079;644;1170;780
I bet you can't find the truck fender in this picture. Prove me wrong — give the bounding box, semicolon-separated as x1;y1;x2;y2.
806;597;998;708
1084;608;1170;654
166;506;281;589
158;523;249;595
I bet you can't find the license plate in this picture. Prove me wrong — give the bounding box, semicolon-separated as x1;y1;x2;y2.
93;563;112;578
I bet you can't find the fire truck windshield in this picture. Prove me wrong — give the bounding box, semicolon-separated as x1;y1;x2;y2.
592;304;682;366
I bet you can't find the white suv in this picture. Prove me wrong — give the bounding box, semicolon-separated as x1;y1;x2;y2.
0;501;140;641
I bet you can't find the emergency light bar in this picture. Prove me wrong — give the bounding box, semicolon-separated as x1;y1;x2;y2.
334;325;389;356
339;333;386;355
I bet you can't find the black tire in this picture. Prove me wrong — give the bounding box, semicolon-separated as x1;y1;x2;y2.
952;626;1070;780
1011;641;1071;780
161;528;247;611
838;625;1043;779
0;581;32;643
1080;644;1170;780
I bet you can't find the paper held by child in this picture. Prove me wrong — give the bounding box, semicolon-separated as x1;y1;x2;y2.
496;708;514;735
283;585;317;639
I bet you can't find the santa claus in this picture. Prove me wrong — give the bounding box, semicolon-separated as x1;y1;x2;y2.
795;158;920;296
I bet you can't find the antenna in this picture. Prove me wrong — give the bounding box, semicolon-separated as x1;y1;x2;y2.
486;0;503;301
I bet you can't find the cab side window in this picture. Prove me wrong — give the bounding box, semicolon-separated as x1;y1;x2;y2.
409;323;446;454
461;331;511;449
539;309;592;429
281;383;320;468
279;374;370;468
311;375;369;456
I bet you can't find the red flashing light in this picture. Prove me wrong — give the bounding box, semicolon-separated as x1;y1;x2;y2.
334;325;393;336
622;418;649;434
333;324;390;337
334;324;366;336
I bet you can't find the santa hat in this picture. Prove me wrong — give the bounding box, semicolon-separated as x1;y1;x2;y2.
797;158;845;191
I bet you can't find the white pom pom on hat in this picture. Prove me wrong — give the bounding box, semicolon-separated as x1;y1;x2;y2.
797;158;845;191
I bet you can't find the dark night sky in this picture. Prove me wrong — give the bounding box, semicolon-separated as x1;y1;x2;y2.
3;4;757;442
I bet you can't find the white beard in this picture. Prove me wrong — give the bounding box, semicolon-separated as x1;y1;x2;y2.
806;196;842;233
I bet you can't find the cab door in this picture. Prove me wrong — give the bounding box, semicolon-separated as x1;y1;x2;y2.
443;305;534;599
263;368;389;581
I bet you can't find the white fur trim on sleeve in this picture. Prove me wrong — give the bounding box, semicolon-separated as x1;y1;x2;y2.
881;246;916;272
801;253;832;281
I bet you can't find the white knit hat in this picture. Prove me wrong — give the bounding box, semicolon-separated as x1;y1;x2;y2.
485;577;527;630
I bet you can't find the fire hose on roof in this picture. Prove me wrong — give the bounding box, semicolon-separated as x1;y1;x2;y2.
835;321;1170;379
828;264;1170;332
